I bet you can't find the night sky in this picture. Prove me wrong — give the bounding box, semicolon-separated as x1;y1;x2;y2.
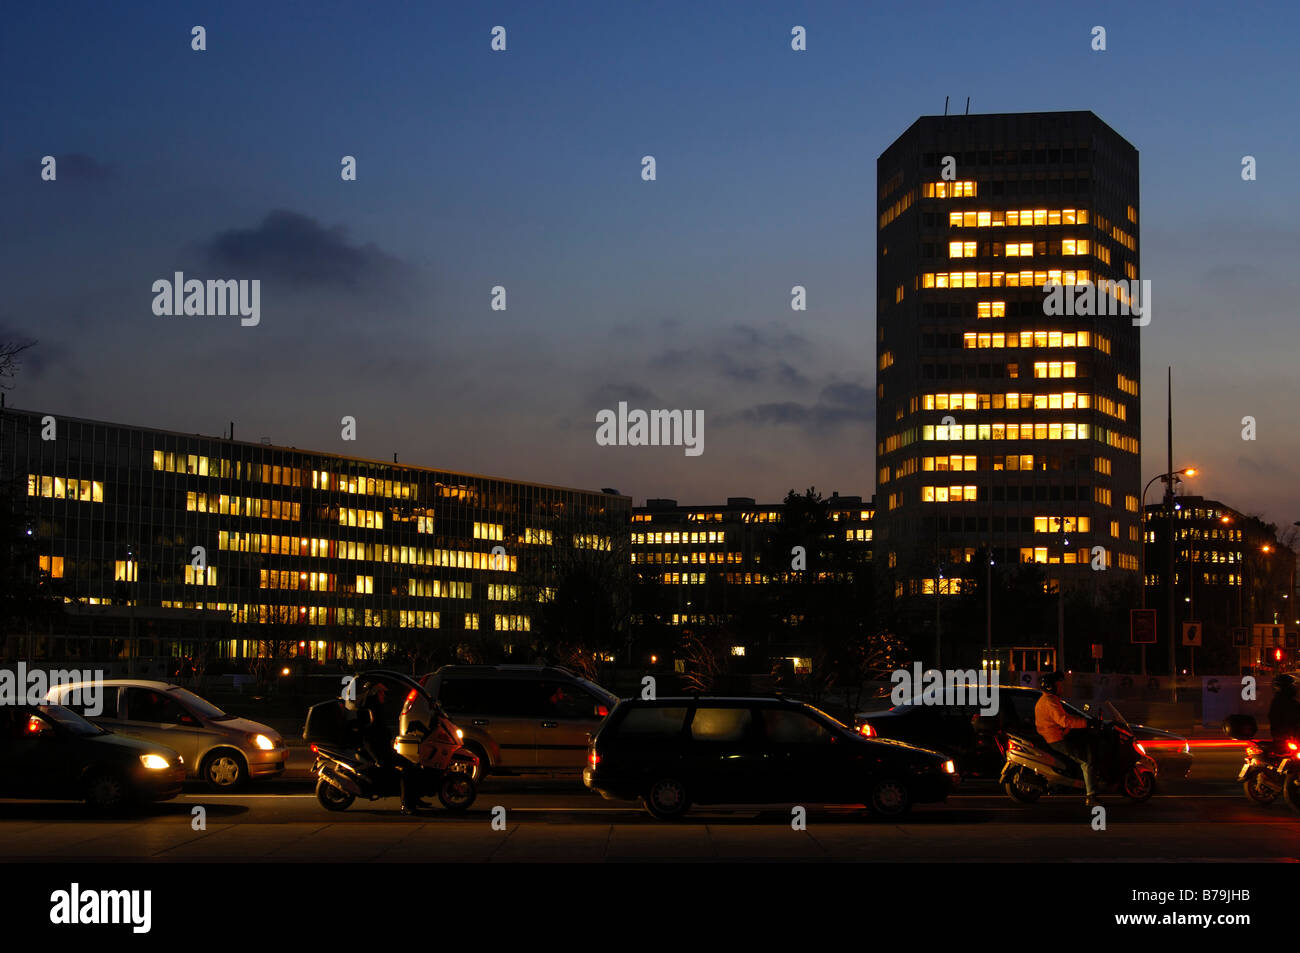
4;1;1298;526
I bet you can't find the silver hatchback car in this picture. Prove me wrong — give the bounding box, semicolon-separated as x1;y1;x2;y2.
45;679;287;790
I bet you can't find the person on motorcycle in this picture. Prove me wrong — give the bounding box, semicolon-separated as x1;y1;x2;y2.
1269;674;1300;742
1034;671;1100;806
359;682;429;815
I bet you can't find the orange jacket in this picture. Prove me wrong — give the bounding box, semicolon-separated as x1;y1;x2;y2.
1035;692;1086;744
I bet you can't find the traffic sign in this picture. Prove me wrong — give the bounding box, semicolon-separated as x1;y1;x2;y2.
1182;622;1202;647
1130;609;1157;644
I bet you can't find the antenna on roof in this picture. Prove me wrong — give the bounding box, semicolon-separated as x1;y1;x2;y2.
965;97;971;115
944;95;949;116
393;453;398;463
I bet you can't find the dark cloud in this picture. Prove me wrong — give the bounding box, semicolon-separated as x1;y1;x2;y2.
54;153;112;183
820;382;872;406
198;210;412;291
585;381;658;408
733;392;874;429
0;324;65;381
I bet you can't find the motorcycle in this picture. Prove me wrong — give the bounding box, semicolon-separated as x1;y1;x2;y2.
999;700;1156;803
1226;713;1300;811
306;674;479;813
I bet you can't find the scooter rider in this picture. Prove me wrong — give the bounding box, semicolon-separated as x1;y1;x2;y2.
1035;671;1100;806
1269;674;1300;742
358;681;428;815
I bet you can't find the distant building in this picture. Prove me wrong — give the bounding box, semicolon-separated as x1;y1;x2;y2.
1143;494;1298;671
1;407;629;667
629;493;874;672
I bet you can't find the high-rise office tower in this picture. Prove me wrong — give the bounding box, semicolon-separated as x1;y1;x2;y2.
875;111;1141;656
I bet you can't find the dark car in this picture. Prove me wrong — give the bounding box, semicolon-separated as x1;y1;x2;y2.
583;696;959;819
854;685;1192;781
0;704;186;810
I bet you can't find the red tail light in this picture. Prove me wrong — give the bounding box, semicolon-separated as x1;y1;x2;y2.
310;744;318;754
1246;745;1261;757
858;723;877;738
405;689;418;705
1288;742;1298;752
26;717;40;733
596;705;609;717
589;750;600;768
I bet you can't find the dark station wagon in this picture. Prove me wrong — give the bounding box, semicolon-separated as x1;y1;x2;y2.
584;696;959;819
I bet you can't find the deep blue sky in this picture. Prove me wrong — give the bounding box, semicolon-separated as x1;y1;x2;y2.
3;1;1298;525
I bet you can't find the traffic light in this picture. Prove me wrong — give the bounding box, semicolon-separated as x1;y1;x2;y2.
1275;648;1284;664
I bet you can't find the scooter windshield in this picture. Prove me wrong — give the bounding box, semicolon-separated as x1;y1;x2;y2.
1103;700;1129;728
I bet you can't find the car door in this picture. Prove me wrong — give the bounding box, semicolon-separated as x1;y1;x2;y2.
680;705;761;803
758;707;844;803
118;688;208;767
535;680;609;769
439;678;538;769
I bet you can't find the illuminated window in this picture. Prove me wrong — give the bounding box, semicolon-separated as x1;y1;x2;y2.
185;565;217;585
114;560;138;582
38;555;64;578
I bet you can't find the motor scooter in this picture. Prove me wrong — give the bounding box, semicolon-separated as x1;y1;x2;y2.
999;700;1156;803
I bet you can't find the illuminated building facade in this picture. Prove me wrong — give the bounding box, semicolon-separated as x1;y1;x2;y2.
875;112;1142;626
630;494;874;670
1143;495;1298;669
1;407;629;663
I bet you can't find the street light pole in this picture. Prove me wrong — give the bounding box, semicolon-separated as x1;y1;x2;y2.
1166;367;1177;702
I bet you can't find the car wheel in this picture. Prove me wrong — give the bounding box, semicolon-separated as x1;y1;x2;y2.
644;777;691;820
1004;768;1043;803
84;769;130;812
1243;772;1280;805
202;750;247;791
1122;768;1155;802
867;778;911;817
315;777;354;811
1282;777;1300;814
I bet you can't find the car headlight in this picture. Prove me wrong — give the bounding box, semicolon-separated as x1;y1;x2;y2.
140;754;171;770
455;728;463;740
1135;743;1148;755
942;760;956;774
252;734;276;750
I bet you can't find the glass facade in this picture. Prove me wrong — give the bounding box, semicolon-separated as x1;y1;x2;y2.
875;112;1142;606
1;408;629;663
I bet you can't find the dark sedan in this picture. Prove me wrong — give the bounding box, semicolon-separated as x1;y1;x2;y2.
584;696;959;819
0;704;186;810
854;685;1192;781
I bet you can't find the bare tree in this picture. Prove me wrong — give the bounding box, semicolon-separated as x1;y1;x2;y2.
0;341;35;390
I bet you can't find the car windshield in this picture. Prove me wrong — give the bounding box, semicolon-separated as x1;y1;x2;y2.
164;687;229;720
37;704;106;736
579;678;618;705
801;704;849;731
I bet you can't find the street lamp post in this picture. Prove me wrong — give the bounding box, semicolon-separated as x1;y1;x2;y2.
1139;466;1196;686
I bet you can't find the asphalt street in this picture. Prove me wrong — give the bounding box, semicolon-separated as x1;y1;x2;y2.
2;747;1298;862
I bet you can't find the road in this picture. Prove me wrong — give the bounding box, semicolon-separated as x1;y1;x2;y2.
2;747;1297;862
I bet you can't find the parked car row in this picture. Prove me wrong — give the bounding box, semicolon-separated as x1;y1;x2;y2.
0;665;1192;819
